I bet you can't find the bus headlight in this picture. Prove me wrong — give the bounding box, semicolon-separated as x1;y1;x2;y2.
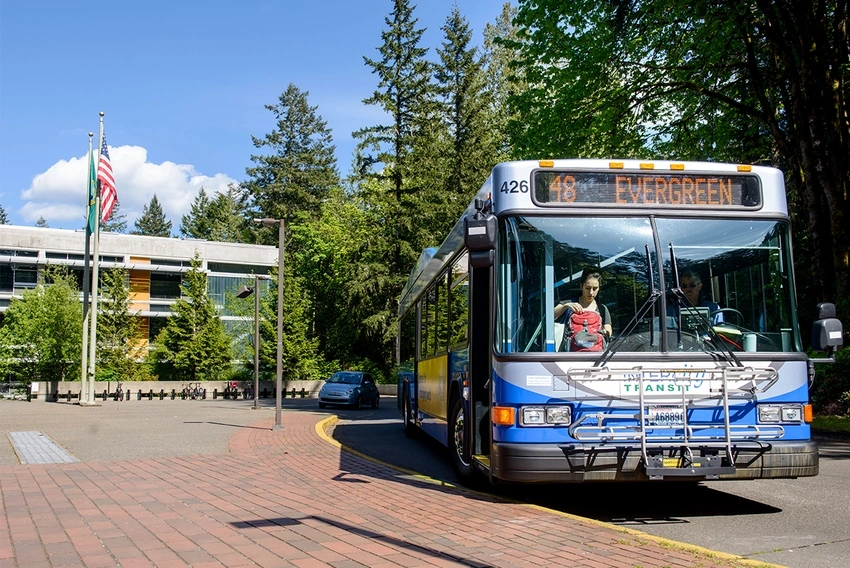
758;404;804;423
520;406;571;426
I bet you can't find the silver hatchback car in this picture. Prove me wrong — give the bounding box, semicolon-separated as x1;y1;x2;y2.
318;371;380;409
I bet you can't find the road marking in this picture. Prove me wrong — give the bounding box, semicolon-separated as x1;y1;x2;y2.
8;431;79;464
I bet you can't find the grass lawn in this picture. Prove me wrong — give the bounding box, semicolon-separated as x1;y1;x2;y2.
812;414;850;438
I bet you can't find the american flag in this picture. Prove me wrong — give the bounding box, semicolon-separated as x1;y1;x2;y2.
98;135;117;222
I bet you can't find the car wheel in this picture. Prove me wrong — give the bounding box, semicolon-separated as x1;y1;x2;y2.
318;402;326;408
372;395;380;409
353;395;362;409
449;396;478;487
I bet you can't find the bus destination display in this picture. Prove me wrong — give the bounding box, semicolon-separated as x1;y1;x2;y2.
534;171;761;208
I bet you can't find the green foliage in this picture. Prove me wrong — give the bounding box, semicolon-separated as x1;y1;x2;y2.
0;266;82;381
507;0;849;318
811;346;850;416
149;255;232;381
0;204;8;224
132;194;172;237
180;185;248;243
97;268;149;381
243;83;339;245
101;200;128;233
35;216;48;228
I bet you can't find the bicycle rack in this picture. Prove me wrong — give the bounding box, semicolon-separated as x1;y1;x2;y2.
566;365;780;479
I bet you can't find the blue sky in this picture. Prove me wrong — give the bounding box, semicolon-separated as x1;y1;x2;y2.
0;1;508;231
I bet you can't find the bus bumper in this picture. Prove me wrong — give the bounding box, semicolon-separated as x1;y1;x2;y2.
490;440;819;483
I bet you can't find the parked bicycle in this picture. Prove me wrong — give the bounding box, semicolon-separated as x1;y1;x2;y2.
223;381;239;399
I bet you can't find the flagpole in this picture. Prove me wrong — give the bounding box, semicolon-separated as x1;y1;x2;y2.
80;133;94;403
86;112;105;405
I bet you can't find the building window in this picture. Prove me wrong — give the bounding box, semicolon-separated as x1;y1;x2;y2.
150;273;182;299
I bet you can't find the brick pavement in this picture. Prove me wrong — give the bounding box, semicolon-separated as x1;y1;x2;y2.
1;408;780;568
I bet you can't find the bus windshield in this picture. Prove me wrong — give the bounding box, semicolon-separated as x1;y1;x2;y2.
497;216;800;354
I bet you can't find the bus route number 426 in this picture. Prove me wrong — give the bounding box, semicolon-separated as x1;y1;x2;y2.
500;180;529;194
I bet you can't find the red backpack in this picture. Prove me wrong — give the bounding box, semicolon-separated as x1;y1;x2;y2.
567;310;605;352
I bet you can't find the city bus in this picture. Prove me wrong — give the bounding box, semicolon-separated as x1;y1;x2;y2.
397;159;843;486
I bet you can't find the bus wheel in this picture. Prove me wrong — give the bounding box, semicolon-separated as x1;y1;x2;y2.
403;396;417;438
449;397;476;486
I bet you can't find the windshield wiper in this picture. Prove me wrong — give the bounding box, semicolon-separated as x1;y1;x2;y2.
668;243;742;366
595;245;660;367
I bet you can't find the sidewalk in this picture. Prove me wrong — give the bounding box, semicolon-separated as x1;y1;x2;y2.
1;400;776;568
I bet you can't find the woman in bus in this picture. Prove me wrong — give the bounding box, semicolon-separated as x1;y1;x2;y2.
555;268;613;349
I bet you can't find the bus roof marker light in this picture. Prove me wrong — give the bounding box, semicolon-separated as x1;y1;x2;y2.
671;163;685;171
639;162;654;170
609;161;624;169
738;165;753;172
539;160;554;168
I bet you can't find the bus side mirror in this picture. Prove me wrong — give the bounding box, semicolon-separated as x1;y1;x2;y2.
811;302;843;351
465;213;496;268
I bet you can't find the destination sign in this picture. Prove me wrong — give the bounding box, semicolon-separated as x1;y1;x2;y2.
533;171;761;208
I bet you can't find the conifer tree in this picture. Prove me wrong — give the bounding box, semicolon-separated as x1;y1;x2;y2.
150;255;231;381
101;200;128;233
243;83;339;245
131;194;172;237
432;6;499;235
482;3;523;161
181;185;248;243
98;268;147;380
180;188;213;238
35;216;48;228
0;204;8;224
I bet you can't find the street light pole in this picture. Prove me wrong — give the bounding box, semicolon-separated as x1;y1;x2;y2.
275;219;284;430
253;273;260;411
254;217;285;431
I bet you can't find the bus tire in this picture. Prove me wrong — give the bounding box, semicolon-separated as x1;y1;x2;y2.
449;396;477;486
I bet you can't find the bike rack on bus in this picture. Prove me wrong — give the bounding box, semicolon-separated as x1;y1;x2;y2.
565;366;780;479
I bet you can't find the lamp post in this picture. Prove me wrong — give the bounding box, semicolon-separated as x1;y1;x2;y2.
236;274;266;411
254;218;284;430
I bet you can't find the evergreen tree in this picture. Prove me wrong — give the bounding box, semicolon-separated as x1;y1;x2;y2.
432;6;499;234
350;0;436;376
35;216;48;228
0;266;82;382
150;255;231;381
181;185;248;243
101;200;128;233
243;83;339;245
131;194;172;237
180;188;213;238
482;3;523;161
97;268;147;381
0;204;8;224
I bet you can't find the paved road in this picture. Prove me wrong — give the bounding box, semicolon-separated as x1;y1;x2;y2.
329;400;850;568
0;396;767;568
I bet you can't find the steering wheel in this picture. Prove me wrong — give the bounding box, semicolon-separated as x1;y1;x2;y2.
713;308;745;325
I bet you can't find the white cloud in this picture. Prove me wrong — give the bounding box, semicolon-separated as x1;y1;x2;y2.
19;146;237;229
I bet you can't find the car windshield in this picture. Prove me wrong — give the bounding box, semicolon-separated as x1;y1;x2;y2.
497;216;800;354
327;372;362;385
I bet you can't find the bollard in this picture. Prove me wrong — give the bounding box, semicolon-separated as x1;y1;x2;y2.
103;390;108;401
213;389;218;399
67;390;72;402
262;388;269;398
202;389;207;400
291;388;296;398
159;389;164;400
137;390;142;401
300;388;306;398
171;389;176;400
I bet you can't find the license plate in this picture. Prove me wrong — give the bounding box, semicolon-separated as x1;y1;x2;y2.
646;405;685;426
